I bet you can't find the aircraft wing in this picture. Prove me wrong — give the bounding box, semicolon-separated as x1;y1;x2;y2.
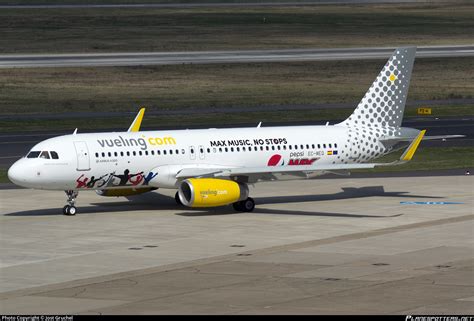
175;130;427;182
175;163;376;180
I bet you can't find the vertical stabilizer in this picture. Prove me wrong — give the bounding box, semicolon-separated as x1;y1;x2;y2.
339;47;416;128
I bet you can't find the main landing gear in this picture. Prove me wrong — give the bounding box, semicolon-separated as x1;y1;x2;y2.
63;190;79;215
233;197;255;212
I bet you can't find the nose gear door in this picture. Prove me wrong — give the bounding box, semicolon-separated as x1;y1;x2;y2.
74;141;91;171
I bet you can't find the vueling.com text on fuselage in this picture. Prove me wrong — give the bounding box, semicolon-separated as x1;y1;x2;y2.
97;135;176;151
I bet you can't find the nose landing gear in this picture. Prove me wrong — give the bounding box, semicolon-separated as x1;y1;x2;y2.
63;190;79;215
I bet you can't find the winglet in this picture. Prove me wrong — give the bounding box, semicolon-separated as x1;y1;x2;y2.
400;129;426;161
128;107;146;132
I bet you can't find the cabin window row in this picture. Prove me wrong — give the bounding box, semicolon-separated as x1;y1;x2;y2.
95;143;338;158
95;149;185;158
207;143;337;153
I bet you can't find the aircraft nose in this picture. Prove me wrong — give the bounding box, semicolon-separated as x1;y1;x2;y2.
8;160;27;186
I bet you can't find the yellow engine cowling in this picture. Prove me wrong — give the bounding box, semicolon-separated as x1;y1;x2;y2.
178;178;248;207
96;187;156;197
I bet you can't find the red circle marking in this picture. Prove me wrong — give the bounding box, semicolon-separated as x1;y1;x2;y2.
267;154;282;166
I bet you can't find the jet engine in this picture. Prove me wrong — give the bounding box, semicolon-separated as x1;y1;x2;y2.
178;178;248;207
96;187;156;197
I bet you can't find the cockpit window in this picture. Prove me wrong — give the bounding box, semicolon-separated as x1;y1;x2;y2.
39;151;50;159
27;151;41;158
50;151;59;159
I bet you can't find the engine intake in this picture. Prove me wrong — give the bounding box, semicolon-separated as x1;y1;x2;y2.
178;178;248;207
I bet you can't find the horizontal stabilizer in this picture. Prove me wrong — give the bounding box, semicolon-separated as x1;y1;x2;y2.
380;134;464;143
368;130;427;167
422;134;465;140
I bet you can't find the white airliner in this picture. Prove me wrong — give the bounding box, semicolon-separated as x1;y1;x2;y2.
7;47;461;215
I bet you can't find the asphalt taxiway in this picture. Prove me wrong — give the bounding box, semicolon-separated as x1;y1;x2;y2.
0;175;472;314
1;46;473;68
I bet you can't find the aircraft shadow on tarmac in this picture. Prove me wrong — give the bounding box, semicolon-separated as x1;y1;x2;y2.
5;185;441;217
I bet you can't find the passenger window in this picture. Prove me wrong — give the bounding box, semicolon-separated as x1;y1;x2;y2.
318;144;321;149
260;146;263;151
329;144;332;148
182;149;186;154
213;148;216;153
95;152;99;158
190;149;194;154
145;151;148;156
27;151;41;158
108;152;112;157
312;144;315;149
335;143;338;148
219;148;222;152
114;152;118;157
289;145;292;150
277;146;281;150
164;150;167;155
151;150;154;156
139;151;142;156
265;146;269;151
271;146;275;150
323;144;326;148
170;150;173;155
300;145;304;149
133;151;136;156
120;151;124;157
200;148;204;153
236;147;240;152
242;147;246;151
225;147;228;152
157;150;161;155
102;152;106;157
207;148;211;153
294;145;298;150
126;151;130;156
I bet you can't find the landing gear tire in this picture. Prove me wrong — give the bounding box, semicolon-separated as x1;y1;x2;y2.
242;197;255;212
175;191;183;205
233;197;255;212
63;190;79;215
63;205;77;216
